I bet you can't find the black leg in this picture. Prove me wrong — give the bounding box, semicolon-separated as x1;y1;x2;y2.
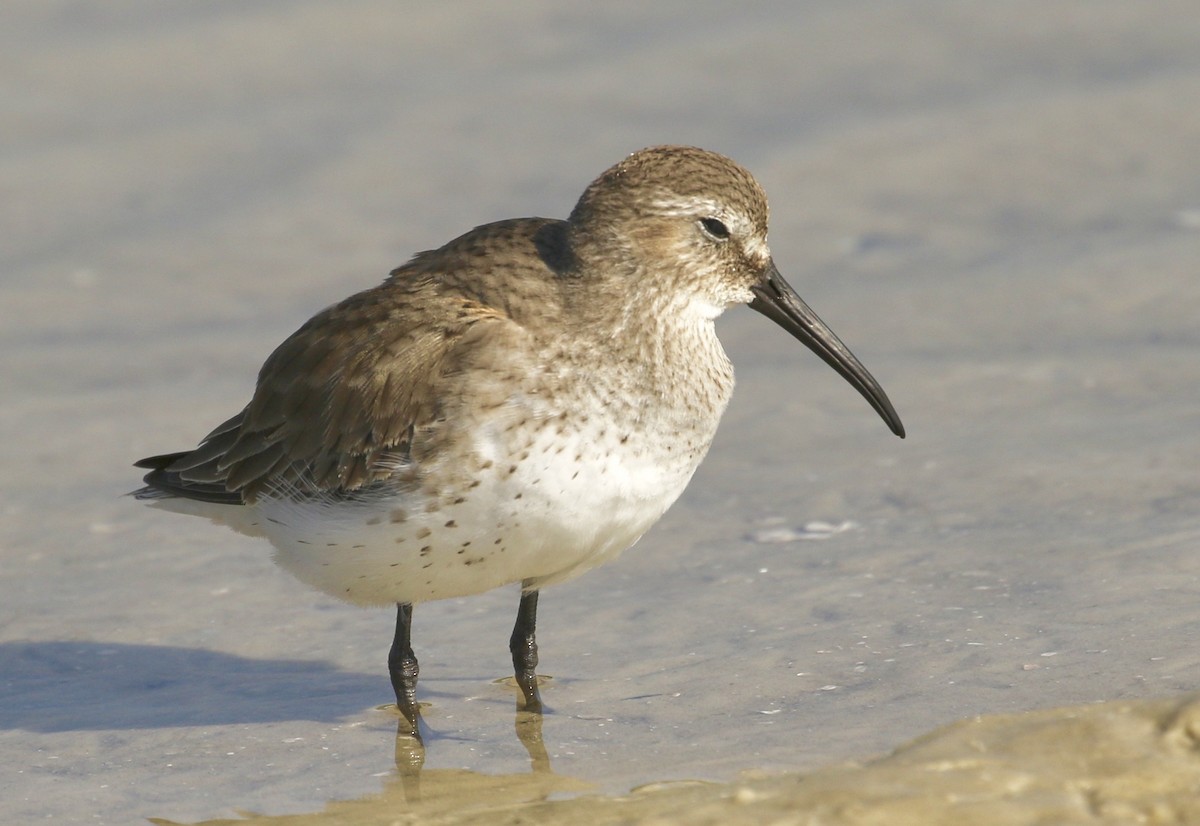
509;585;543;713
388;602;421;738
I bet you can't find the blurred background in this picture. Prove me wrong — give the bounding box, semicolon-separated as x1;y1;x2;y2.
2;2;1199;822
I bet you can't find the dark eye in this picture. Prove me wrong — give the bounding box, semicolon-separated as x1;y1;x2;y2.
699;217;730;241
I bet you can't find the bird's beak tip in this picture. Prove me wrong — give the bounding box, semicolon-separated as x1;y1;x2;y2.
750;265;904;439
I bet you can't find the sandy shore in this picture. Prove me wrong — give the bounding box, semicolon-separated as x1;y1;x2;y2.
153;694;1200;825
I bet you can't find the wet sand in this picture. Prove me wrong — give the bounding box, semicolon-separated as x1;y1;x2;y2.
152;694;1200;825
3;2;1200;823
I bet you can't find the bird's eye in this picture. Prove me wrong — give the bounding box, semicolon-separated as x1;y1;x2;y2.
698;217;730;241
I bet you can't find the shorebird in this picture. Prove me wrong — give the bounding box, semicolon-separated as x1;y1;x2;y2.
134;145;904;735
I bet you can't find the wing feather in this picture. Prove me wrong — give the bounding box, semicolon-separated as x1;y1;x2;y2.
146;280;516;502
135;217;569;505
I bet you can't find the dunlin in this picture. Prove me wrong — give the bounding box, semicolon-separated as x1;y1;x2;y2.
134;145;904;735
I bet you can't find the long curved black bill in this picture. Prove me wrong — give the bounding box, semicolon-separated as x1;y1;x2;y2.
749;261;905;438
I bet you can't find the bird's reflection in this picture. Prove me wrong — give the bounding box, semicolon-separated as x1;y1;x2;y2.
153;695;589;825
393;691;553;803
515;707;552;774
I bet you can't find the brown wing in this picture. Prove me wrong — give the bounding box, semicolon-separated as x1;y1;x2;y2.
135;217;570;504
144;276;518;502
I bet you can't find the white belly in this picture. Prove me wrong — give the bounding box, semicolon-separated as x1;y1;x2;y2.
258;413;708;606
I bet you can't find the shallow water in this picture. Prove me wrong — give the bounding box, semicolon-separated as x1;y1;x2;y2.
146;695;1200;825
3;2;1200;822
